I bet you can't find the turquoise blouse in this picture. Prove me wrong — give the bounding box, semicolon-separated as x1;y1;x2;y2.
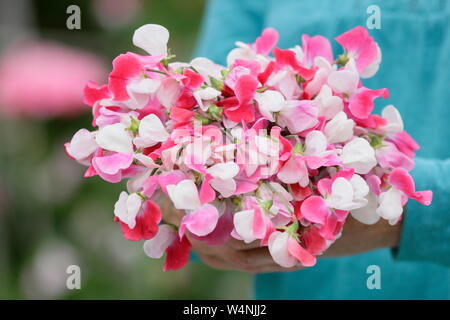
195;0;450;299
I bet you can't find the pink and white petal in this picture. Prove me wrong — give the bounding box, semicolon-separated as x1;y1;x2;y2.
268;231;297;268
388;167;433;205
388;168;416;196
233;210;257;244
156;78;181;108
158;170;186;194
301;34;333;67
93;152;133;175
327;70;359;96
206;162;240;180
252;207;266;240
142;175;159;198
200;178;216;204
210;178;236;198
143;224;177;259
381;105;403;134
180;204;219;237
287;238;316;267
66;129;98;161
305;130;327;156
301;196;329;225
113;192;142;229
277;156;302;184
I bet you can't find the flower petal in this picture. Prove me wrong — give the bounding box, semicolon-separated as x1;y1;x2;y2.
133;24;169;56
143;224;177;259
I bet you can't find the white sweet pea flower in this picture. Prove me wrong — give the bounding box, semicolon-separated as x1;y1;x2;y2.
349;174;370;207
351;192;380;225
360;44;382;79
114;191;143;229
341;137;377;174
233;210;259;243
325;177;355;210
327;69;359;97
325;175;368;211
166;179;201;211
133;24;169;56
268;231;297;268
194;87;221;111
143;224;177;259
126;78;161;109
95;123;133;153
133;114;169;149
376;187;403;220
207;162;240;197
66;129;98;163
255;90;285;122
379;105;404;135
324;111;355;144
226;41;255;66
190;57;223;81
314;85;344;120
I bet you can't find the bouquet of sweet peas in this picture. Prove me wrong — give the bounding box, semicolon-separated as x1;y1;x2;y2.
65;24;432;271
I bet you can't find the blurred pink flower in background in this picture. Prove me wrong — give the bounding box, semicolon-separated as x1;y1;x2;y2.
0;41;106;119
93;0;142;29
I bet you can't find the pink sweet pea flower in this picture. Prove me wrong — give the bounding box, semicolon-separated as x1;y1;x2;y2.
114;192;162;241
278;130;340;186
233;207;272;244
387;131;419;158
301;173;369;240
348;87;389;119
166;179;219;237
335;26;380;77
388;168;433;206
376;141;415;171
65;129;98;165
301;34;333;67
268;231;316;267
108;52;164;103
143;224;192;271
273;48;316;81
83;81;111;107
278;100;319;134
300;227;328;256
223;74;259;123
254;28;279;55
93;152;134;180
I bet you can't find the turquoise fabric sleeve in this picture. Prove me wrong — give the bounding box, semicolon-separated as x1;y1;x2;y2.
395;157;450;267
194;0;268;64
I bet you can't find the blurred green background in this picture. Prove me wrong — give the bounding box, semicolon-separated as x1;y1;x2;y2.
0;0;252;299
